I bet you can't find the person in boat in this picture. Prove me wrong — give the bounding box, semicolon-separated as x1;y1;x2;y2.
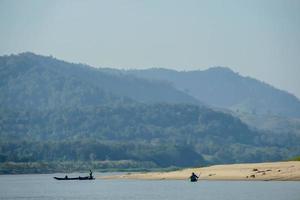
89;170;93;179
190;172;199;182
65;175;68;179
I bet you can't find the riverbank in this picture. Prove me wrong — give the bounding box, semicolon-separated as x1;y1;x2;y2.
102;161;300;181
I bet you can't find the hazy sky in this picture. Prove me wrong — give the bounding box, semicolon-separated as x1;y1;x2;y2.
1;0;300;98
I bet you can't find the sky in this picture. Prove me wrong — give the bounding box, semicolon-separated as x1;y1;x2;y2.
0;0;300;98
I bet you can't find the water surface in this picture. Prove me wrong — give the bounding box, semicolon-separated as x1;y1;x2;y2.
0;173;299;200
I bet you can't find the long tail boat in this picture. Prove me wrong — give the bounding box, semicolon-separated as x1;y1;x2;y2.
54;176;94;180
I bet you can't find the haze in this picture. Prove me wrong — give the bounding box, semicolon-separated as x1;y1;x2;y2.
0;0;299;98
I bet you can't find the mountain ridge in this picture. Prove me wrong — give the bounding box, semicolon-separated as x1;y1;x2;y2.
126;67;300;118
0;52;201;110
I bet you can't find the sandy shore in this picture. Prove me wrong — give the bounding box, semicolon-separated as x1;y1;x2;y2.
102;161;300;181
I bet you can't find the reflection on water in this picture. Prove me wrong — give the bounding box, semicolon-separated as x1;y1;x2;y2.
0;173;299;200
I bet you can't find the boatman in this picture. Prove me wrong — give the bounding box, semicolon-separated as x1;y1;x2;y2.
190;172;199;182
89;170;93;179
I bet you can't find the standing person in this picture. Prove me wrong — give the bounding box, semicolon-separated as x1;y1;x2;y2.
89;170;93;179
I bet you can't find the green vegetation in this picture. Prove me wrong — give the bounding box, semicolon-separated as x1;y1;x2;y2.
0;52;199;111
1;103;299;174
0;160;166;174
236;112;300;137
0;53;299;174
290;156;300;161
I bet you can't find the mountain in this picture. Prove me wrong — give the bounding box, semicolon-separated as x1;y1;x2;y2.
1;52;299;173
127;67;300;118
0;53;200;111
235;112;300;136
2;103;299;168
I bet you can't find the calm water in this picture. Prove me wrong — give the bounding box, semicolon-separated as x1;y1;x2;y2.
0;173;299;200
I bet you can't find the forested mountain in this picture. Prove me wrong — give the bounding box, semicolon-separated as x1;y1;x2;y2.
127;68;300;118
2;103;299;168
0;53;199;111
1;53;299;173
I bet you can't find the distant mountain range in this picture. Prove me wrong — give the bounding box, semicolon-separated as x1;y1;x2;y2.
0;52;299;172
0;53;200;111
3;52;299;118
126;68;300;118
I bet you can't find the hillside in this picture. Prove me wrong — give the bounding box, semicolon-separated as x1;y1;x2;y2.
2;103;300;169
0;53;200;110
235;112;300;136
127;68;300;118
1;53;300;173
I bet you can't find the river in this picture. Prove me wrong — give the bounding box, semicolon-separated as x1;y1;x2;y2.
0;173;299;200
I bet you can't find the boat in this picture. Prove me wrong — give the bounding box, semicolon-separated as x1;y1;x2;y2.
190;177;198;182
53;176;94;180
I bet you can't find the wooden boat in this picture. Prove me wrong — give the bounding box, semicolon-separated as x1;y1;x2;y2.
190;173;199;182
190;177;198;182
54;176;94;180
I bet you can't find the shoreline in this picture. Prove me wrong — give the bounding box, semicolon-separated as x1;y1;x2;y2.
102;161;300;181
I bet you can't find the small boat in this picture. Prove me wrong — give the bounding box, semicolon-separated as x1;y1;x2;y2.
190;177;198;182
54;176;94;180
